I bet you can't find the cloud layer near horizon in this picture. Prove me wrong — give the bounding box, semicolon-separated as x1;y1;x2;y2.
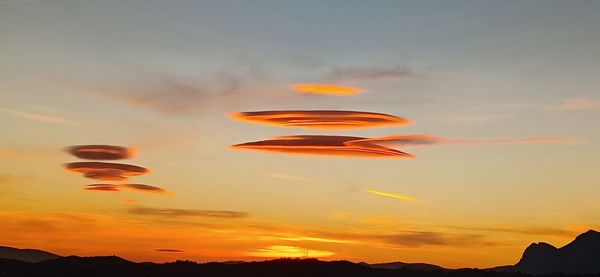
231;110;411;130
127;206;248;219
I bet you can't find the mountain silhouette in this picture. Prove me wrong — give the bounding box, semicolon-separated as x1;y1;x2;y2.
0;246;61;263
1;230;600;276
512;229;600;275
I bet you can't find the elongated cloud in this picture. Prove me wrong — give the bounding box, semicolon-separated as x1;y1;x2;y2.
85;184;120;192
349;135;569;148
362;188;417;202
231;110;411;130
232;134;568;158
231;135;414;158
67;145;137;160
155;249;184;253
127;206;248;218
293;83;362;95
65;162;149;181
246;245;334;258
85;184;168;194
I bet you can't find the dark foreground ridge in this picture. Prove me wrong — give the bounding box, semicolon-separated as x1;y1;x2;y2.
1;230;599;277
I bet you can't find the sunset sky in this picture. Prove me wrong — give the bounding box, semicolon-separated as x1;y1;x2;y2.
1;0;600;269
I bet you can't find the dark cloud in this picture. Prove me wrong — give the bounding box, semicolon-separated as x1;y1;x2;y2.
155;249;184;253
328;65;412;81
127;206;248;219
231;110;411;130
231;135;414;158
85;184;168;194
67;145;136;160
65;162;149;181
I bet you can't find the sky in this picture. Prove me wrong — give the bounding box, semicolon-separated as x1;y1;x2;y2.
1;0;600;269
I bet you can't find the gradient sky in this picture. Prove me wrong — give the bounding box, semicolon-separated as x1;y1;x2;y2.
1;0;600;268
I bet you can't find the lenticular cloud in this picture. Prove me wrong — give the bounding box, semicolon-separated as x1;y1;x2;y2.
231;135;415;158
231;110;411;130
65;162;150;181
67;145;137;160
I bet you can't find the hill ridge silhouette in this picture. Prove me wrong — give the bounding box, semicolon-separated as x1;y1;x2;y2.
1;230;599;276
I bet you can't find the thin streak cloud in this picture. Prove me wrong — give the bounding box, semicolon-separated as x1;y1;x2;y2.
362;188;417;202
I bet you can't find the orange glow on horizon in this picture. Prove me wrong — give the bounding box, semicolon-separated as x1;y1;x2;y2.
246;245;335;258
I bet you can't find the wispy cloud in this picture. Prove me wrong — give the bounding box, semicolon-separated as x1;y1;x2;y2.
69;65;284;115
362;188;417;202
264;171;307;181
328;65;412;81
126;206;248;219
232;110;411;130
0;107;74;124
553;97;600;111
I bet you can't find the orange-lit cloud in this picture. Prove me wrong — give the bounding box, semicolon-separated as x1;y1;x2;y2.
362;188;417;202
127;206;248;219
85;184;168;194
246;245;334;258
0;107;75;124
65;162;150;181
293;84;362;95
67;145;137;160
231;135;414;158
232;134;568;158
231;110;411;130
